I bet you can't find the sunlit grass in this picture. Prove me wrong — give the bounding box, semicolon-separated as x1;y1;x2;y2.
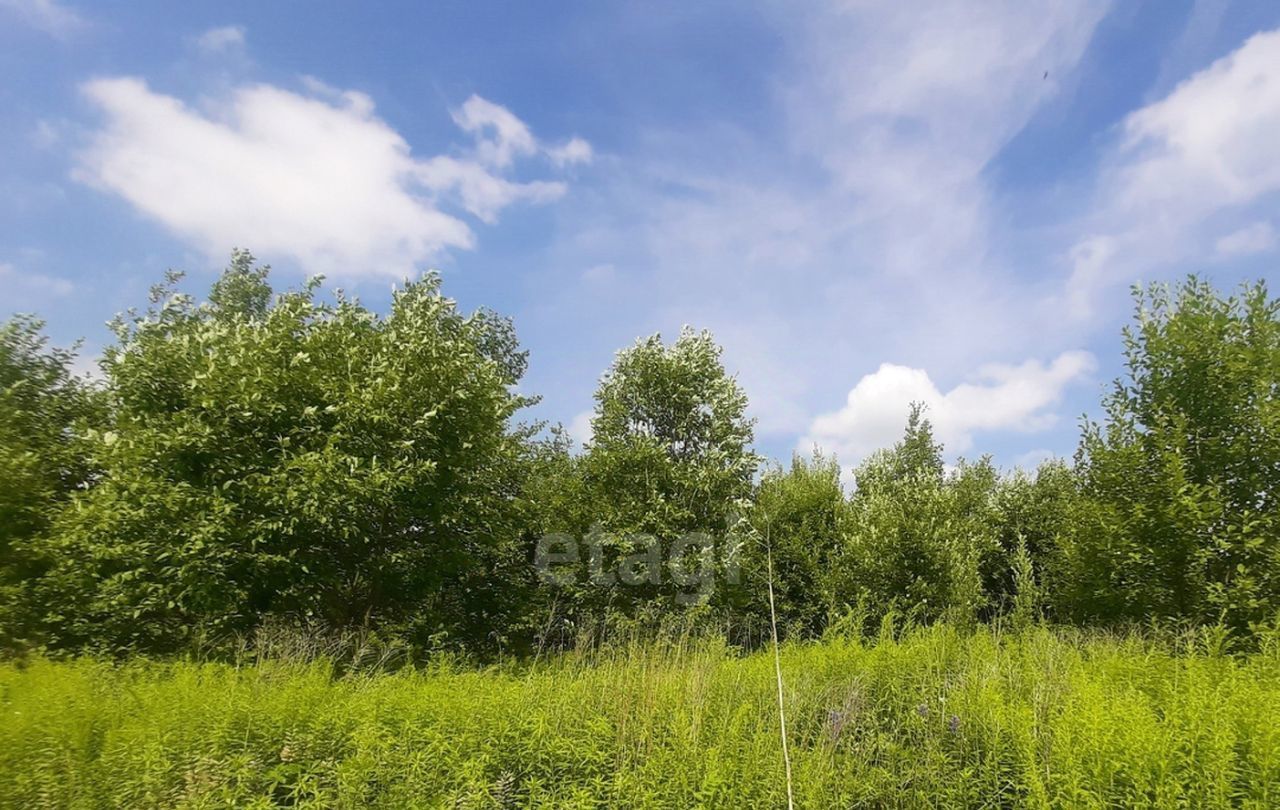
3;624;1279;808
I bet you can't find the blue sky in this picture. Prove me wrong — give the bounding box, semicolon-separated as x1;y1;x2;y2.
3;0;1280;472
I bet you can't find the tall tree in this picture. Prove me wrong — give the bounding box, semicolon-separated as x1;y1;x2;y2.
585;327;758;532
1067;277;1280;632
835;408;998;628
569;328;759;618
0;317;102;648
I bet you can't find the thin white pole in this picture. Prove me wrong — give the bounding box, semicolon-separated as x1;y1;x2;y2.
765;524;795;810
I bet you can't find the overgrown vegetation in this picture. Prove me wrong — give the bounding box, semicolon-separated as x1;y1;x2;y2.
3;624;1279;808
3;253;1280;805
2;252;1279;658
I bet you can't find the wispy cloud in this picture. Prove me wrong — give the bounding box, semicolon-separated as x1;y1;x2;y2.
451;95;538;169
0;0;86;38
786;1;1110;277
1215;221;1276;258
194;25;246;55
1065;28;1280;314
75;79;589;277
548;137;593;168
552;2;1111;447
0;261;75;307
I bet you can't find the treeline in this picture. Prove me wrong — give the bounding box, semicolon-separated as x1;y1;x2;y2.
1;252;1277;657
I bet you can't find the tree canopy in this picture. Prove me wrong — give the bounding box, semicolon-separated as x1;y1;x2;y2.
26;252;535;653
3;259;1279;657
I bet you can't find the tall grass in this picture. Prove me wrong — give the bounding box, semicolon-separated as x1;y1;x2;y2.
2;624;1279;808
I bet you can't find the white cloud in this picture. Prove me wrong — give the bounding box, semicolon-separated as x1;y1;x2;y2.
68;349;102;382
1117;29;1280;213
1215;221;1276;258
1066;28;1280;313
800;351;1095;466
548;137;593;167
1013;448;1060;472
521;3;1115;461
0;0;85;37
1065;235;1118;317
599;2;1112;441
449;95;592;170
75;79;587;277
788;1;1111;277
451;95;538;169
195;25;246;54
414;156;565;224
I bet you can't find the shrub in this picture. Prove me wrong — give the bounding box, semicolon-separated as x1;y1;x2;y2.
733;449;847;641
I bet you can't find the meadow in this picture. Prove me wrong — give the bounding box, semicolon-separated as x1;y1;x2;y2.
4;623;1279;809
4;266;1280;806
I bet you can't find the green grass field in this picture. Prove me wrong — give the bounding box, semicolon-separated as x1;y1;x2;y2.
3;624;1279;808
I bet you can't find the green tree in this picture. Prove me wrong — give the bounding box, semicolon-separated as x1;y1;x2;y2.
989;459;1080;621
735;449;846;642
32;252;534;654
568;328;759;620
834;406;999;629
0;317;102;648
855;402;946;495
1067;277;1280;633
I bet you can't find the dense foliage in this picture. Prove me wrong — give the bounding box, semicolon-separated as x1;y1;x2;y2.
4;625;1279;808
13;252;536;654
735;450;846;641
1;255;1279;656
1060;279;1280;634
0;317;102;648
532;328;758;632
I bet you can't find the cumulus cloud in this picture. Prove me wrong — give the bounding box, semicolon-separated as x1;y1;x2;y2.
1066;28;1280;313
1117;30;1280;214
800;351;1095;466
1215;221;1276;258
75;79;589;277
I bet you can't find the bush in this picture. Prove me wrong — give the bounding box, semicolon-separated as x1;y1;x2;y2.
733;449;847;641
988;460;1079;621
